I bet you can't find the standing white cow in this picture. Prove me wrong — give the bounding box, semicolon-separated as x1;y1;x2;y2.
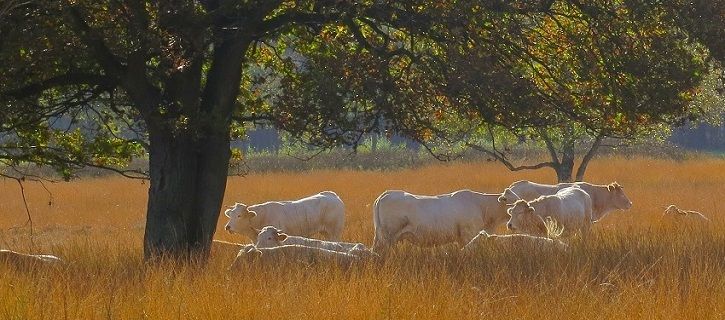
506;186;593;236
372;189;510;254
224;191;345;241
498;180;632;221
255;226;367;252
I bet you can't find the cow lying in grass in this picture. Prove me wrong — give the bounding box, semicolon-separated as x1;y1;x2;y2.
0;249;62;269
663;205;710;221
461;230;569;253
255;226;367;253
230;244;363;270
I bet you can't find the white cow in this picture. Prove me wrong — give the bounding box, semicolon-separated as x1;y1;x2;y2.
506;186;593;236
498;180;632;221
0;249;62;268
663;205;710;221
230;244;361;269
211;239;246;257
372;189;511;254
462;230;569;252
224;191;345;241
255;226;367;252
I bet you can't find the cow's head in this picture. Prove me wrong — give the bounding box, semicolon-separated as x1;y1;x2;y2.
231;245;263;269
607;182;632;210
506;200;547;236
224;203;259;238
664;205;684;216
498;188;521;204
255;226;288;248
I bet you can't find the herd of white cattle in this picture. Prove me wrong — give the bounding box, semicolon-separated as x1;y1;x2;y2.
1;179;709;270
225;180;641;269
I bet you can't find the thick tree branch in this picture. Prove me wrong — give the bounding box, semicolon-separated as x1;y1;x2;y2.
65;6;126;78
258;11;329;36
199;37;252;129
1;73;116;99
575;132;604;181
537;129;561;166
66;5;160;118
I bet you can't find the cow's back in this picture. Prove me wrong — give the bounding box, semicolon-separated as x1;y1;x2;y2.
511;180;566;200
539;187;592;233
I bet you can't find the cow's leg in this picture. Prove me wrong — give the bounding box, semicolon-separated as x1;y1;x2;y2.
372;235;391;256
319;207;344;241
372;226;401;257
327;216;344;241
457;226;479;249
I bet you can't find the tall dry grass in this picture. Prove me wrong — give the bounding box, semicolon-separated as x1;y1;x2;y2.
0;156;723;319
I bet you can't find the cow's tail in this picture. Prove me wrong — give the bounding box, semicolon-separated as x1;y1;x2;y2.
372;192;387;254
327;192;345;241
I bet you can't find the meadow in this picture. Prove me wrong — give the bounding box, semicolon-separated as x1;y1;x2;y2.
0;156;723;319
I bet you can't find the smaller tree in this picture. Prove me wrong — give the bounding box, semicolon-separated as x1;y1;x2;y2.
441;1;710;182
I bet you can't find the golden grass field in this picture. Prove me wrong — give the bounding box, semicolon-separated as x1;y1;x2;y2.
1;156;724;319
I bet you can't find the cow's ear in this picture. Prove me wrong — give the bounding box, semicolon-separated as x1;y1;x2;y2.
276;233;288;241
244;210;257;219
225;203;246;217
248;248;262;261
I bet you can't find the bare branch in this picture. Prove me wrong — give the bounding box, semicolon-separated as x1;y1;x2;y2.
537;129;561;165
0;173;38;250
465;143;555;171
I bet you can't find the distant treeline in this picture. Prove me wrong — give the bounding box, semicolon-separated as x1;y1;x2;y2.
670;124;724;151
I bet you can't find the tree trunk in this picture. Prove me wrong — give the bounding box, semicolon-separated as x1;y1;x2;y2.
371;133;378;152
557;136;575;183
554;162;574;183
143;124;231;261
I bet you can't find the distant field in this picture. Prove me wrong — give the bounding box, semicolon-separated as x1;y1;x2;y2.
1;156;723;319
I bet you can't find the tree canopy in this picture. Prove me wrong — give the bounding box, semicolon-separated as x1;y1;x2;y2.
0;0;720;259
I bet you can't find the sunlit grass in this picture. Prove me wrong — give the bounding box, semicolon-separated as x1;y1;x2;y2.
1;155;723;319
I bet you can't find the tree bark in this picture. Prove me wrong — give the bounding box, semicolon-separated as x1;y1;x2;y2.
557;149;575;183
143;123;231;261
554;126;576;183
140;35;249;262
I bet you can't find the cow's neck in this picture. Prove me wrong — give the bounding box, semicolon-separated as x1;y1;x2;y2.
592;201;617;222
